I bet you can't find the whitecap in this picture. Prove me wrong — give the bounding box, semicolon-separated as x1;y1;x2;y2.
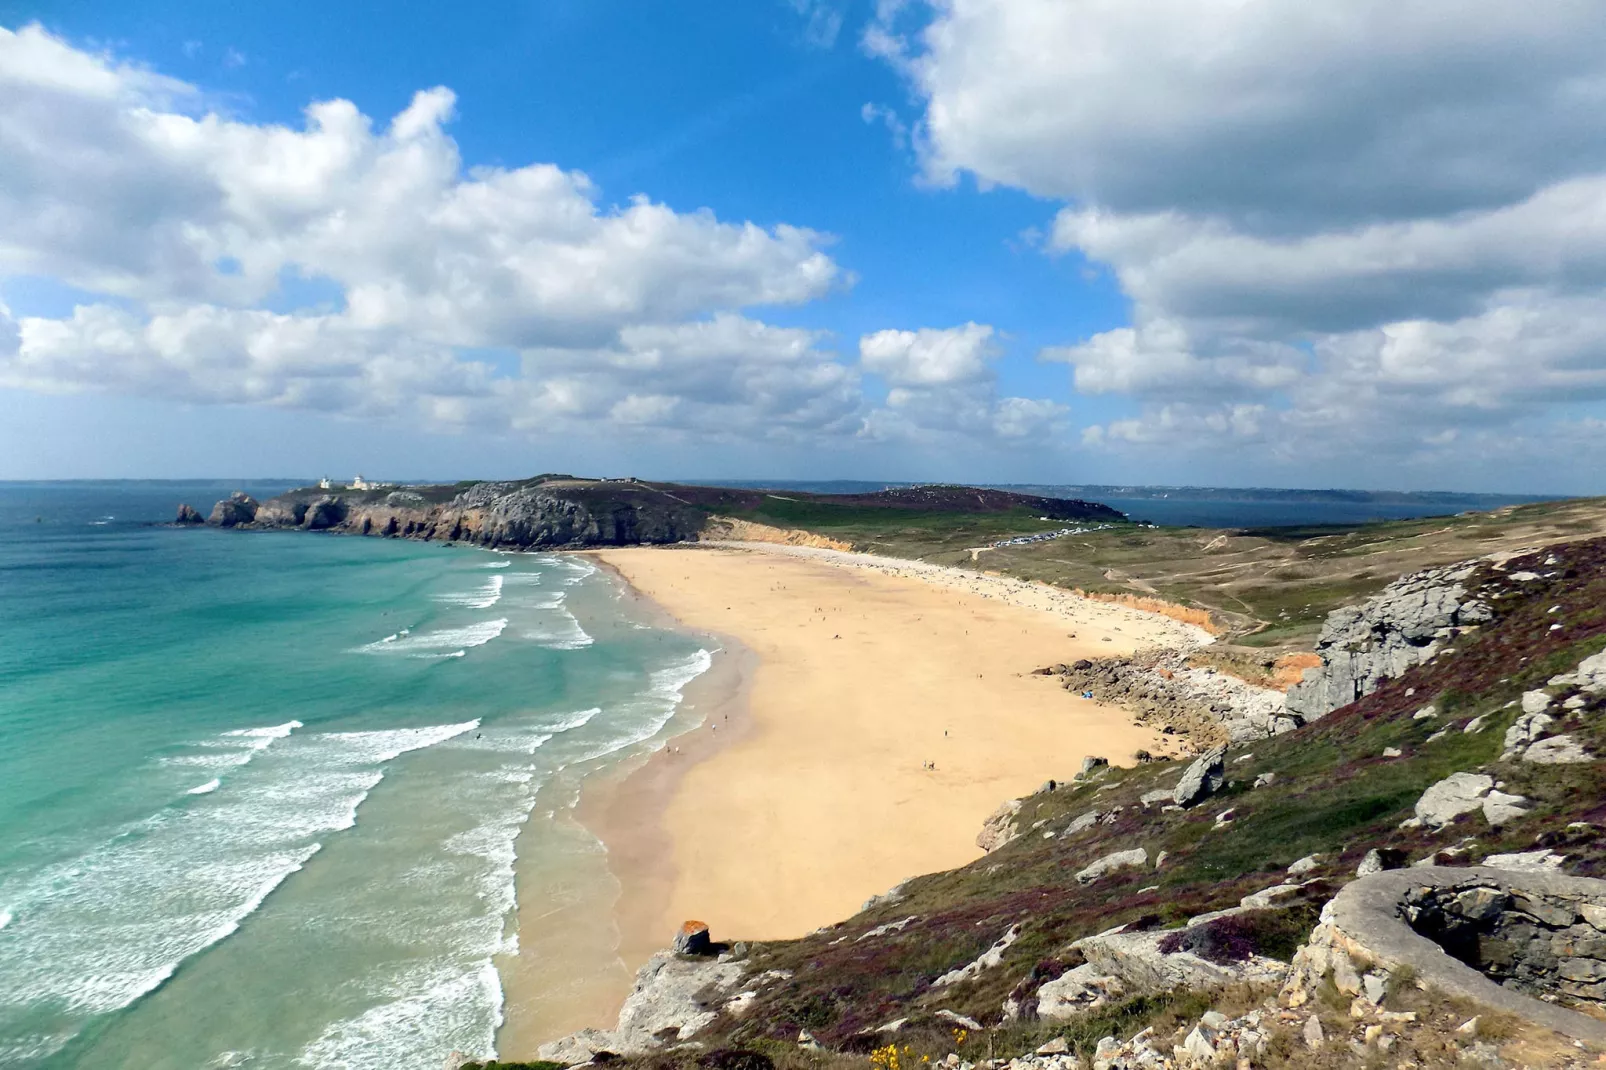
294;960;503;1070
567;649;713;763
479;561;510;569
435;574;504;610
356;619;507;656
187;778;221;795
0;719;478;1049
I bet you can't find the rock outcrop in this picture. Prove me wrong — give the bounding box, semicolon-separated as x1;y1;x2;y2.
1286;563;1493;720
206;477;707;550
1282;867;1606;1045
673;920;712;955
977;798;1023;852
207;492;259;528
174;503;205;524
1043;652;1297;745
537;950;747;1064
1172;745;1226;807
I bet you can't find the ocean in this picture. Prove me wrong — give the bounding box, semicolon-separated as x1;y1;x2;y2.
0;483;713;1069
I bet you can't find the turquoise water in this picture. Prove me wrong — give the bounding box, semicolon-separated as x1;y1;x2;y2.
0;483;711;1069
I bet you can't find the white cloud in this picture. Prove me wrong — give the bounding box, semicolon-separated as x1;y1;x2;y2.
858;322;1066;441
873;1;1606;476
860;321;995;385
0;24;887;444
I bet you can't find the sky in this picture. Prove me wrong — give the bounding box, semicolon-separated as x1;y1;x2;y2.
2;2;1605;492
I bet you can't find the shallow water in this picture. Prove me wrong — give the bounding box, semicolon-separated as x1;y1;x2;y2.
0;484;709;1069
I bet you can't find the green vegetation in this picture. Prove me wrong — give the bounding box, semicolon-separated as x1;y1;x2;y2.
589;535;1606;1066
722;493;1606;648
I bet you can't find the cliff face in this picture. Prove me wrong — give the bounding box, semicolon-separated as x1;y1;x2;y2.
212;478;707;550
1285;562;1497;720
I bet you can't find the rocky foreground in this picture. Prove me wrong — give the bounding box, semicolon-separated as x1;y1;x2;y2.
482;535;1606;1070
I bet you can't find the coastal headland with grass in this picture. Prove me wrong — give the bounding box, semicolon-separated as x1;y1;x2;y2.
170;479;1606;1069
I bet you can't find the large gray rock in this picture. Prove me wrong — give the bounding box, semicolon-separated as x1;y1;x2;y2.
301;495;348;530
1414;772;1493;827
977;798;1022;852
1172;745;1227;807
1286;564;1490;720
174;503;205;525
1524;734;1595;764
207;492;259;527
537;950;745;1062
1075;847;1148;885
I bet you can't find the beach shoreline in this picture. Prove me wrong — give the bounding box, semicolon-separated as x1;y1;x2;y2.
495;558;756;1057
501;540;1208;1055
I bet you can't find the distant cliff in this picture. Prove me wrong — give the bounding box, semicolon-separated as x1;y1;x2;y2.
177;477;1127;551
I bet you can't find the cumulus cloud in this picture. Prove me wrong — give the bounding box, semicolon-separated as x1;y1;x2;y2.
0;23;1077;451
860;322;996;385
859;323;1066;440
873;1;1606;475
0;23;877;442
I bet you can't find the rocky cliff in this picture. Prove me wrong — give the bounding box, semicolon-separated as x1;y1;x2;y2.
1285;561;1497;720
195;478;708;550
189;477;1130;552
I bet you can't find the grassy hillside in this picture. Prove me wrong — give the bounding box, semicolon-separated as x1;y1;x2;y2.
731;493;1606;649
604;535;1606;1068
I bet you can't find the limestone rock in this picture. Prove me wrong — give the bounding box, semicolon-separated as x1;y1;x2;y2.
1289;854;1323;876
301;495;348;530
1577;649;1606;693
673;920;712;955
1064;811;1100;836
1482;790;1531;827
208;492;259;527
1524;734;1595;764
537;950;745;1061
1075;847;1148;885
1521;689;1553;715
1172;745;1227;807
1287;563;1485;720
1414;772;1493;827
1503;711;1554;756
1357;848;1406;876
977;799;1022;852
933;924;1020;987
174;503;205;524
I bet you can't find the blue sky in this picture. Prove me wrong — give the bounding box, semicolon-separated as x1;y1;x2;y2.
3;2;1606;491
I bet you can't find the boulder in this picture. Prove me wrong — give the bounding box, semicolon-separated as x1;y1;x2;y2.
538;950;745;1061
673;920;713;955
1503;712;1555;756
1524;734;1595;764
1079;755;1109;777
208;492;259;527
1172;745;1227;807
174;503;205;525
302;495;348;530
977;798;1022;852
1075;847;1148;885
1357;848;1407;876
1521;690;1553;715
1482;790;1531;826
1414;772;1493;827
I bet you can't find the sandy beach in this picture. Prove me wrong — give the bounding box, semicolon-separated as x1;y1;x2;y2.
583;542;1207;955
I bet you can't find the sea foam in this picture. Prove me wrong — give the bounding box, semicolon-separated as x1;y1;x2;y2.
0;719;478;1056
